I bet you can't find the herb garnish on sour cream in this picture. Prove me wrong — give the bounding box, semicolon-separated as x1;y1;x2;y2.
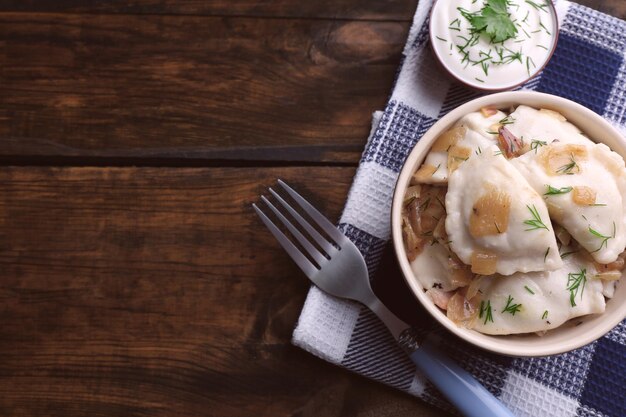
430;0;557;90
461;0;517;43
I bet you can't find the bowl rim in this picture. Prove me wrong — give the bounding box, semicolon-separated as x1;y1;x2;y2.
391;91;626;357
428;0;560;92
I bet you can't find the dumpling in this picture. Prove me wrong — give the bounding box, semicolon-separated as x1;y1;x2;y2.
414;110;505;184
511;142;626;264
504;105;595;151
446;145;563;276
602;280;618;298
472;251;605;335
410;242;472;292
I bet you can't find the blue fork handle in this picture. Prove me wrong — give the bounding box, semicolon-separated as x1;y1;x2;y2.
410;342;515;417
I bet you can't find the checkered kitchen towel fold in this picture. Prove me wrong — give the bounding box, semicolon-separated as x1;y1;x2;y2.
292;1;626;416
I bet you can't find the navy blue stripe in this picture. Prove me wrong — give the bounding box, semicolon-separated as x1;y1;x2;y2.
361;101;436;173
438;83;485;117
341;309;415;390
579;338;626;416
318;3;626;414
537;33;623;115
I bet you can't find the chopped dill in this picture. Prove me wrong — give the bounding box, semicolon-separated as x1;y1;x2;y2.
481;61;489;76
501;295;522;315
566;268;587;307
436;36;448;42
544;185;573;196
488;46;523;65
542;310;549;319
589;222;615;252
560;250;577;259
556;154;579;175
479;300;494;324
499;115;516;125
496;47;505;60
530;139;547;153
525;285;535;295
543;247;550;262
525;0;548;12
524;204;549;231
526;56;536;76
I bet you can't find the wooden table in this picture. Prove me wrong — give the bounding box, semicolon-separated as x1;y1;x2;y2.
0;1;623;416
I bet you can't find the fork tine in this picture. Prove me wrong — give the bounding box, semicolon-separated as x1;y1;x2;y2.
253;204;318;277
277;179;346;245
269;188;337;256
260;196;328;266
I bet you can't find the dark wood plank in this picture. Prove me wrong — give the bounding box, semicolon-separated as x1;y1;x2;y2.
0;0;416;20
0;166;451;417
576;0;626;19
1;1;623;165
1;0;624;20
0;14;408;164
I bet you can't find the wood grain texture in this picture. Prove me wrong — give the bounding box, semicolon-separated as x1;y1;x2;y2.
576;0;626;19
0;14;407;164
0;0;416;20
0;1;621;416
1;1;623;165
1;0;624;20
0;166;449;417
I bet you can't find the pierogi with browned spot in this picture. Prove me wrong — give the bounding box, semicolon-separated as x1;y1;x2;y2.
402;105;625;335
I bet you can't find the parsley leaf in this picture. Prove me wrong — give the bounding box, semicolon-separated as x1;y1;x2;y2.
468;0;518;43
488;0;509;14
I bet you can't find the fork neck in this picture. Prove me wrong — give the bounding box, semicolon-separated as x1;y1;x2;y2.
363;294;411;340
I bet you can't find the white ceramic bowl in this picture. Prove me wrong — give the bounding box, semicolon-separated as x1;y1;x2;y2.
428;0;559;92
391;91;626;356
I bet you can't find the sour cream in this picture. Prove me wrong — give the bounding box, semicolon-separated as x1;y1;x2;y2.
430;0;558;90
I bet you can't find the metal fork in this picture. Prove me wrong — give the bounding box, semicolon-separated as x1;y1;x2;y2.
254;180;515;417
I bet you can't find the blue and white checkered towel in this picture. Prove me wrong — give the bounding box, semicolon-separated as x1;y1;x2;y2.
292;1;626;416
